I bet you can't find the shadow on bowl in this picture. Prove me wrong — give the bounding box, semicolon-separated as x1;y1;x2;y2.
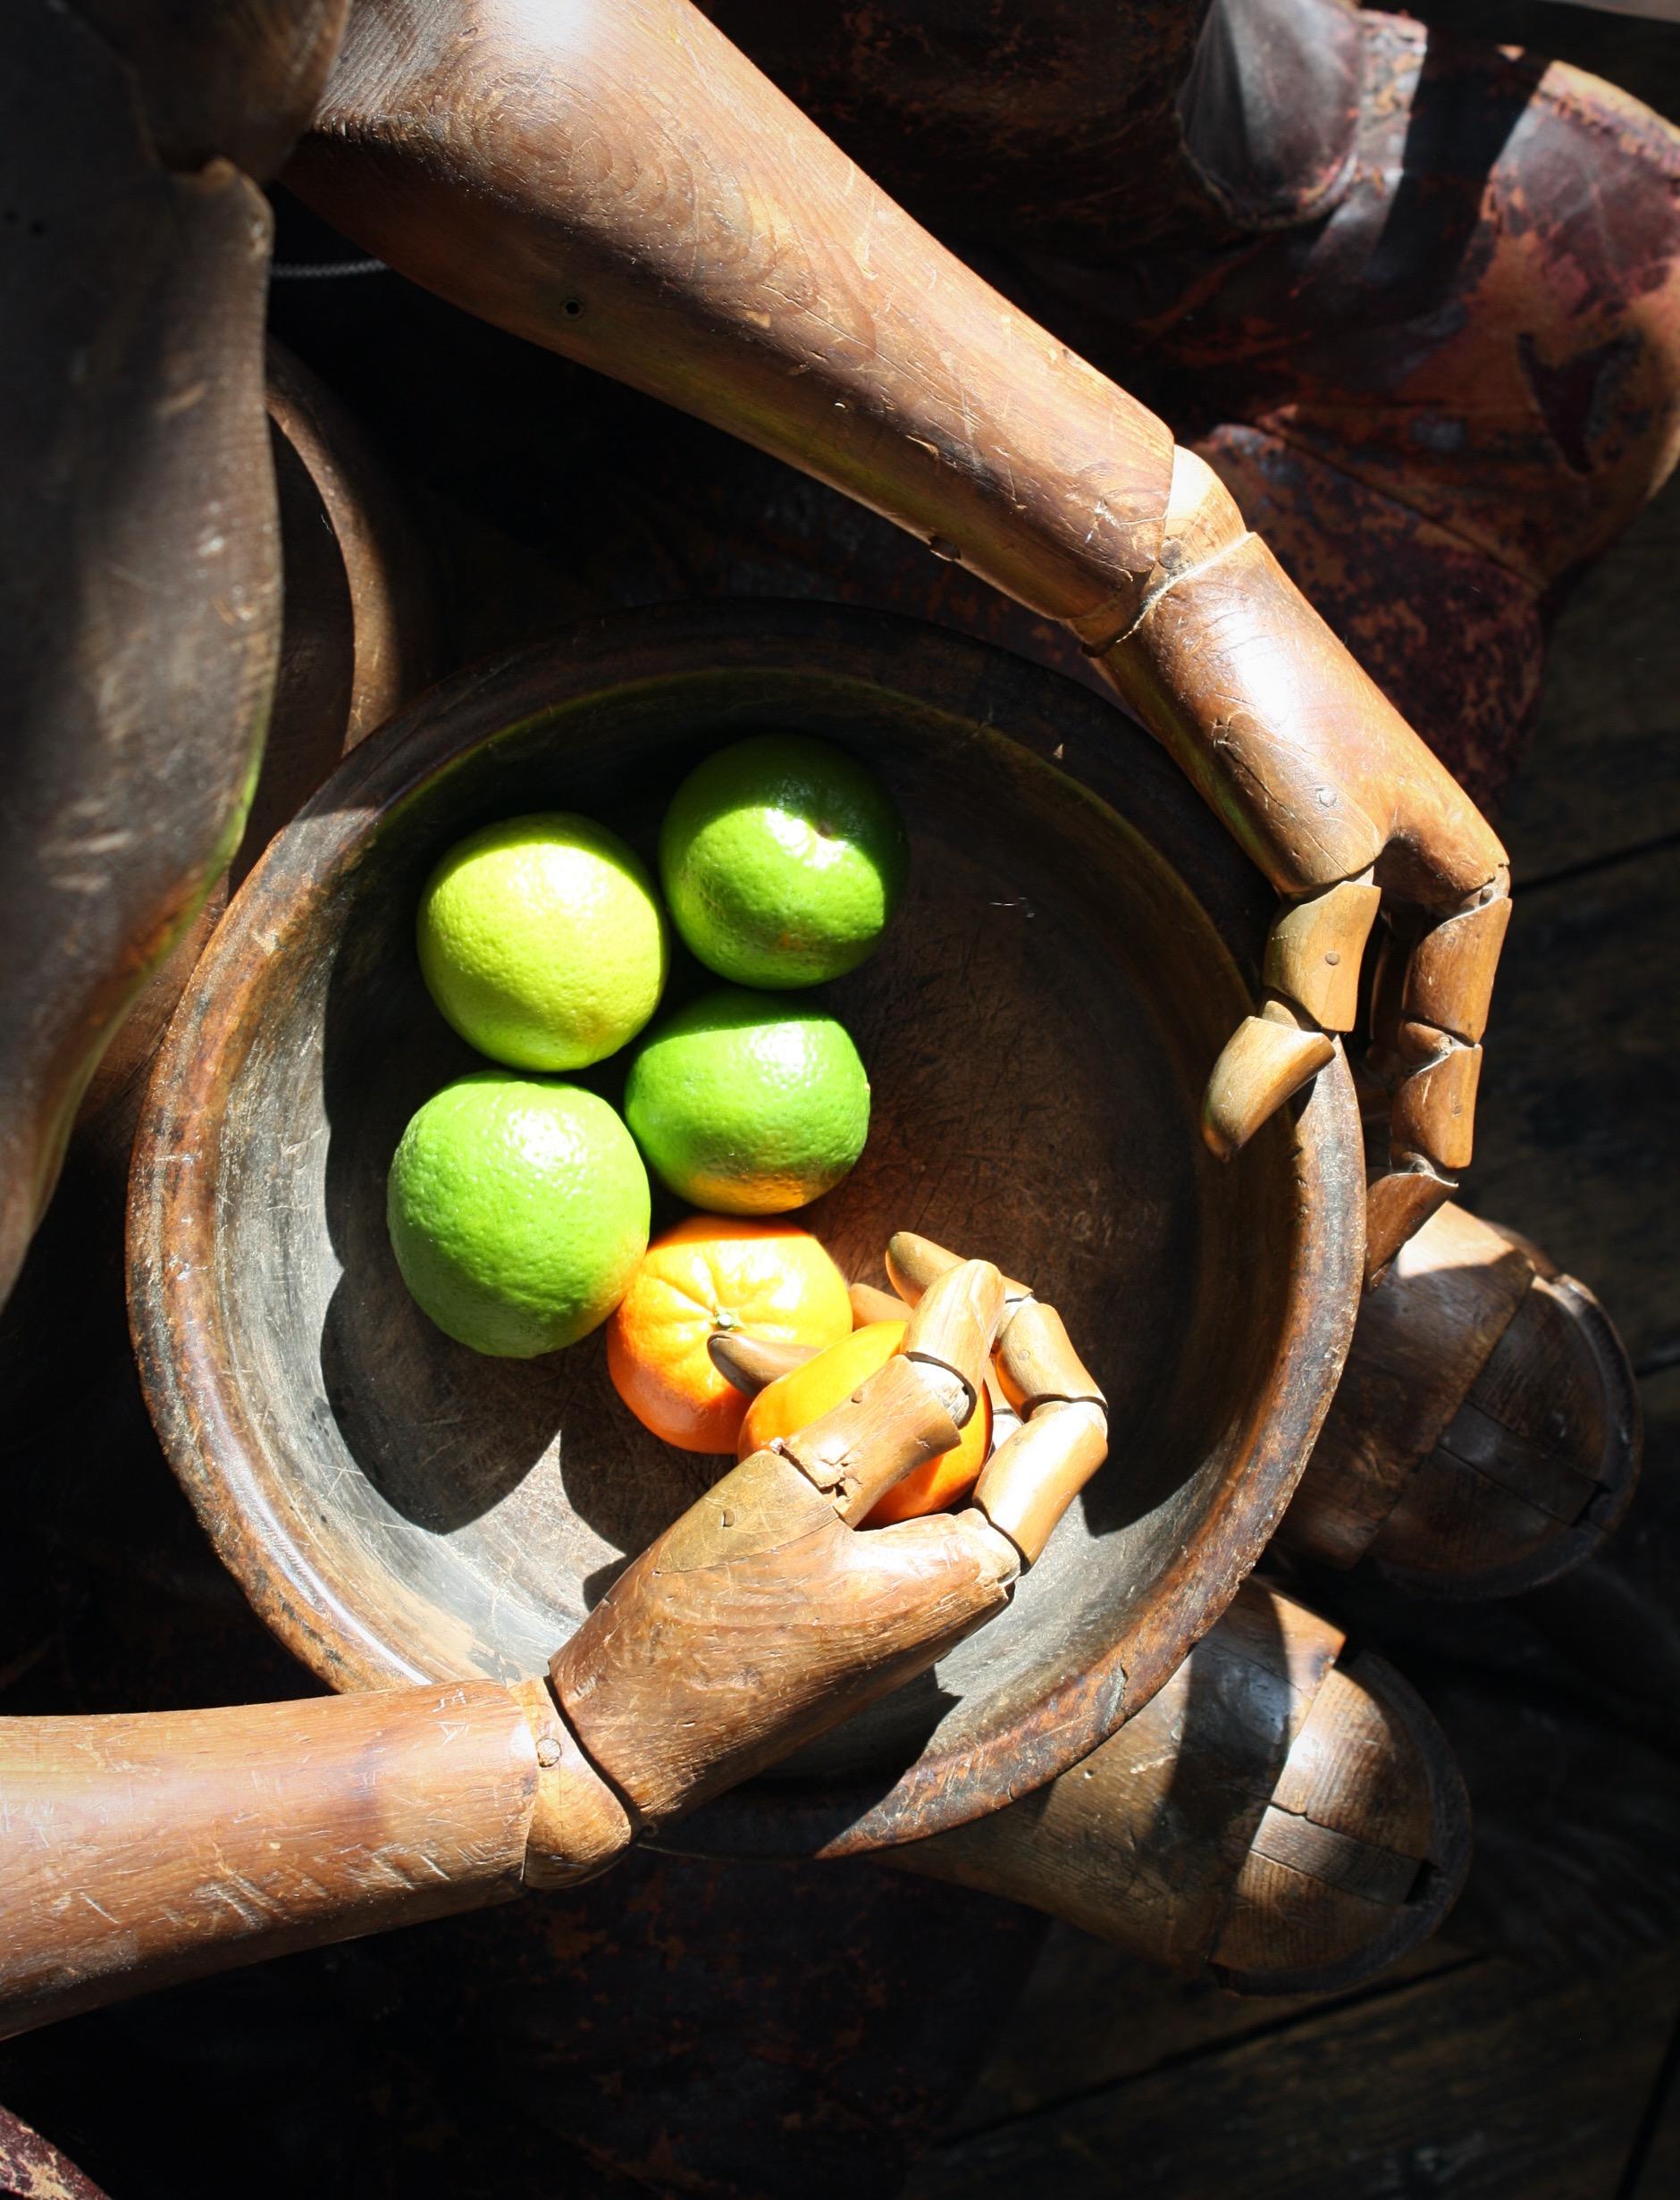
130;604;1364;1857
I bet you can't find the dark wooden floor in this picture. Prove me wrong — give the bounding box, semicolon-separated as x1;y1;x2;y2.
1;8;1676;2197
907;471;1680;2200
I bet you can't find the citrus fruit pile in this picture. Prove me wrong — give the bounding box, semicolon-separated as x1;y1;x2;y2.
387;734;905;1363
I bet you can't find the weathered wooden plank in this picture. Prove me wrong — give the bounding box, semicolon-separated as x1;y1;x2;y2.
913;1948;1680;2200
1516;1364;1680;1760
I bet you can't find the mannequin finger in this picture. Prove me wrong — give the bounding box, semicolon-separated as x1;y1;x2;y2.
777;1354;963;1523
709;1331;818;1398
886;1230;1029;1309
849;1279;905;1327
1202;997;1337;1160
898;1257;1006;1427
1364;867;1510;1285
971;1401;1110;1566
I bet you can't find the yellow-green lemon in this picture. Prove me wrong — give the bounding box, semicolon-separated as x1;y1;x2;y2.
388;1073;650;1356
659;734;908;987
625;988;870;1214
417;812;668;1071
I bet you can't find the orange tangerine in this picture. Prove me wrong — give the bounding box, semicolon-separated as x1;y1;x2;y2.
737;1320;992;1525
607;1213;852;1453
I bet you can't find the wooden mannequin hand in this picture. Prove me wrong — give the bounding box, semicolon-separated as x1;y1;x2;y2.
0;1248;1107;2036
1095;450;1512;1284
554;1253;1107;1833
848;1230;1113;1571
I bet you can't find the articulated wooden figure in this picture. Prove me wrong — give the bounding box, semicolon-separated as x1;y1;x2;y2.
0;1251;1106;2037
289;0;1511;1281
0;4;1661;2163
727;1275;1469;1992
0;0;1516;1316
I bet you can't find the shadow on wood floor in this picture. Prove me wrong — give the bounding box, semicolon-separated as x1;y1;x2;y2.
0;7;1676;2199
911;372;1680;2200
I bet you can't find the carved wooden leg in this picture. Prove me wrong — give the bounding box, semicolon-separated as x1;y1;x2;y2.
893;1578;1470;1995
1280;1203;1642;1597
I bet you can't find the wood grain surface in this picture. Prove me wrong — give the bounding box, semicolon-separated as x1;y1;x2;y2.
910;1949;1680;2200
0;1;279;1302
0;1685;542;2039
1470;843;1679;1369
127;605;1364;1859
1497;488;1680;879
1629;2027;1680;2200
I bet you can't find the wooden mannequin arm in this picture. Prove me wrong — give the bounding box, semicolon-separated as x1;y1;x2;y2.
2;1249;1107;2038
289;0;1173;634
5;1244;1501;2034
1097;450;1511;1278
288;0;1508;1274
0;1678;629;2042
554;1258;1027;1825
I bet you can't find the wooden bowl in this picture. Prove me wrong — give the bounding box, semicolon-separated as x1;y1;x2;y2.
130;605;1364;1859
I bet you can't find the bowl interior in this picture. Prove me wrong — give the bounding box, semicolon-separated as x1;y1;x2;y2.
135;612;1360;1854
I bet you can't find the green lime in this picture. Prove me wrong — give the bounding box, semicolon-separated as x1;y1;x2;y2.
625;988;870;1214
417;812;668;1071
388;1073;650;1356
659;734;908;987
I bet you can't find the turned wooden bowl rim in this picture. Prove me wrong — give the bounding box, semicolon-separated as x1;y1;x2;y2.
128;602;1365;1858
